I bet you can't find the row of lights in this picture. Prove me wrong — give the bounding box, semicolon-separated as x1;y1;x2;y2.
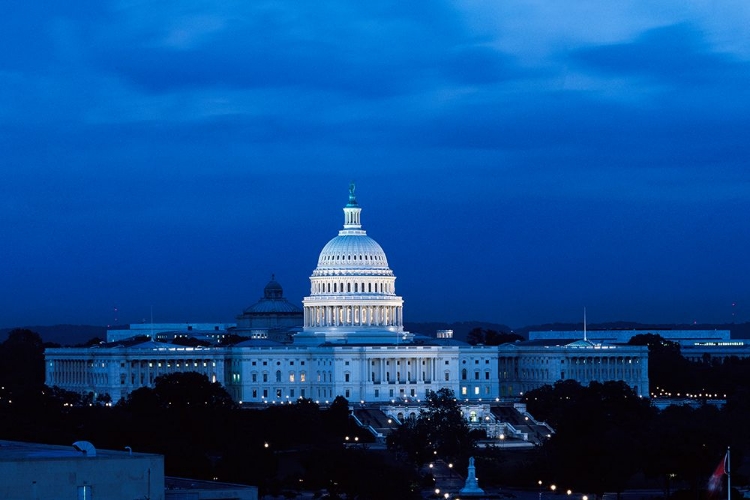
539;481;588;500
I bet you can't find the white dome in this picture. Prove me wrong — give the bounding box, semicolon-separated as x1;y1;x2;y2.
316;234;389;270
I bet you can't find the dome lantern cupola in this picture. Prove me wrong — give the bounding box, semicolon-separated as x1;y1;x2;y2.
343;182;362;230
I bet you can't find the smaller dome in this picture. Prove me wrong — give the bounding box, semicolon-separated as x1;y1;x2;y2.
264;275;283;299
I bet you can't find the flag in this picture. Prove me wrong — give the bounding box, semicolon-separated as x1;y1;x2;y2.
708;452;729;495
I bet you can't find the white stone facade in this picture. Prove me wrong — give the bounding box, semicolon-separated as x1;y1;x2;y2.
45;186;649;403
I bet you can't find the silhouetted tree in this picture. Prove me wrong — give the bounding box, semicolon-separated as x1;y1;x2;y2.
388;388;474;465
629;333;693;394
119;372;235;410
466;327;523;346
0;328;45;392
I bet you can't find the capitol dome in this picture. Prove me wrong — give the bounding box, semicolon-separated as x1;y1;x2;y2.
296;184;411;346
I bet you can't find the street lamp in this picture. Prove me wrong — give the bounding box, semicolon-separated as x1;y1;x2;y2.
499;434;505;449
551;485;557;494
538;481;543;500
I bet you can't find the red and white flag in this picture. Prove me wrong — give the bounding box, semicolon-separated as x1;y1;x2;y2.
708;452;729;495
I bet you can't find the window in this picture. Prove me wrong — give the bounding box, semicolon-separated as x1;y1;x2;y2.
263;373;268;382
485;371;490;380
345;389;350;398
263;389;268;398
345;373;350;382
461;368;467;380
445;360;449;365
275;371;281;383
276;389;282;398
375;389;379;397
289;373;295;383
252;374;257;382
474;371;479;380
445;372;450;381
300;372;306;382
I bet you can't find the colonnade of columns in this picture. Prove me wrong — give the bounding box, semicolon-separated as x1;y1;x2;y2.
566;356;637;381
304;304;403;328
48;359;91;386
368;356;436;384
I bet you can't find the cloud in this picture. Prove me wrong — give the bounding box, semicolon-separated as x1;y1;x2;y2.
569;23;749;86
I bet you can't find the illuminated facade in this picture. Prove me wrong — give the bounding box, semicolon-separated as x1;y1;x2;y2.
45;186;649;403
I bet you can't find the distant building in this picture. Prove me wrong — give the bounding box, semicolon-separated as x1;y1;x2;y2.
107;323;236;344
45;186;649;404
234;275;303;342
529;329;750;363
529;329;731;346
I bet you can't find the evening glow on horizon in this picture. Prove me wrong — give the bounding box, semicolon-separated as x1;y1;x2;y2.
1;2;749;328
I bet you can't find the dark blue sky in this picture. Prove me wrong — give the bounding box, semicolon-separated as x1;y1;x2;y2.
2;2;749;328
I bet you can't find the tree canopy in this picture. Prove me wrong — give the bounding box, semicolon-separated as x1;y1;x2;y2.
387;388;474;466
120;372;236;410
466;327;524;346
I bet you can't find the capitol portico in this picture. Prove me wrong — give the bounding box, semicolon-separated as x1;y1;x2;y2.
45;185;649;404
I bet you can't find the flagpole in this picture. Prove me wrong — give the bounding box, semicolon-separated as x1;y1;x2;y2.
727;446;731;500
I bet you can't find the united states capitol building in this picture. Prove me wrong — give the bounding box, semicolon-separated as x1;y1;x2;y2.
45;186;649;404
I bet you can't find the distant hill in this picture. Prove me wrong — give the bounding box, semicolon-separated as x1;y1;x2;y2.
0;325;107;346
